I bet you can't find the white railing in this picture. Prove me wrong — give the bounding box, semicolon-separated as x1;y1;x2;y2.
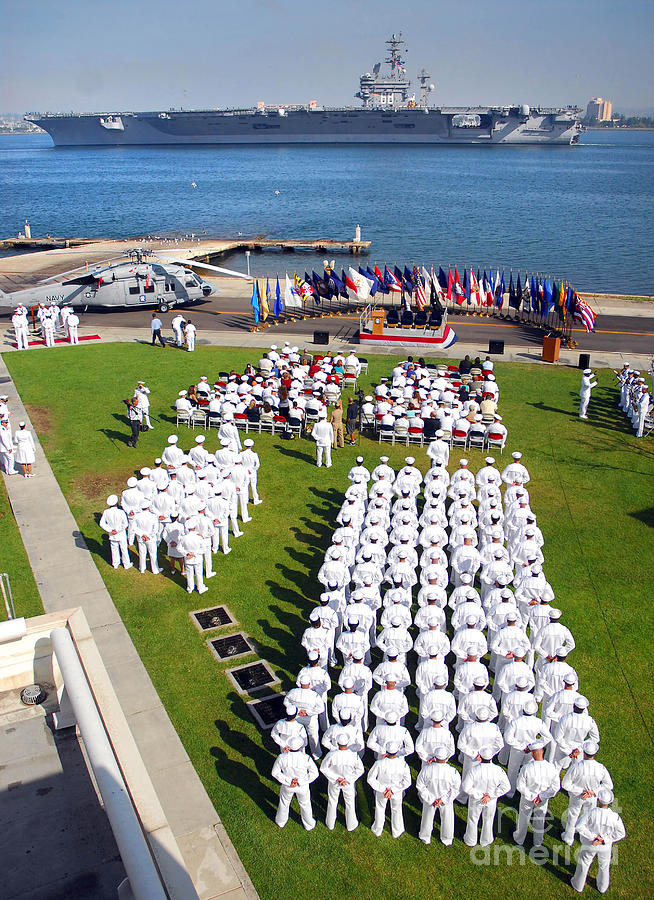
1;573;15;619
50;628;169;900
359;302;374;335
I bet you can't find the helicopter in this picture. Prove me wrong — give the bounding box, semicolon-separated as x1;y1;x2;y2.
0;248;251;315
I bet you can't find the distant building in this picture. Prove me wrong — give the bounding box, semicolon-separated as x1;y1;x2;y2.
586;98;613;122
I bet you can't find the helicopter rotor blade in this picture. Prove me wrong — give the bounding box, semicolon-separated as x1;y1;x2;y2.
156;256;252;280
37;255;125;283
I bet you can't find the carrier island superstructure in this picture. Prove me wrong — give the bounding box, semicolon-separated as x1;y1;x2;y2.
26;35;582;147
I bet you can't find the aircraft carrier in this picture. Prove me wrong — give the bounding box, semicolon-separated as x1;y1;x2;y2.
26;35;582;147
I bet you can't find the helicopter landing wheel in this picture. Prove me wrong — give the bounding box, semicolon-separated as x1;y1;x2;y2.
158;302;170;314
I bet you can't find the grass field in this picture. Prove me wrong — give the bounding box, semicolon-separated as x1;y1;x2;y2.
0;480;43;621
3;343;654;900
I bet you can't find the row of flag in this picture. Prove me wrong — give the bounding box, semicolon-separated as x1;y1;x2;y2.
249;265;596;332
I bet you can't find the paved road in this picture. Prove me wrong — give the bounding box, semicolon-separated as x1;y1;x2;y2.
58;297;654;355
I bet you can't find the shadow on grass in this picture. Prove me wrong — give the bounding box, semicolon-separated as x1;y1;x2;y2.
275;445;315;465
100;428;132;446
309;486;343;506
630;506;654;528
274;561;316;595
293;517;334;549
211;705;296;824
527;399;634;434
255;617;303;679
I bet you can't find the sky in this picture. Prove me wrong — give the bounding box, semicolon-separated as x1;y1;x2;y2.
1;0;652;114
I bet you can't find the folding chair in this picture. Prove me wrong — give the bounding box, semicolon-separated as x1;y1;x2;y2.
468;430;486;451
393;422;409;446
408;425;424;446
378;424;394;444
486;430;507;453
190;408;207;429
207;412;222;430
358;358;369;374
451;428;469;449
233;413;249;431
287;417;303;438
176;408;191;427
273;415;288;434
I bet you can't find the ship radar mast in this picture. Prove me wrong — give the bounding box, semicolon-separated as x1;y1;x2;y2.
356;33;412;108
385;33;407;80
417;68;435;107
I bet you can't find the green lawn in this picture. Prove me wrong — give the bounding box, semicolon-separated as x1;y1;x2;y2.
3;343;653;899
0;480;43;621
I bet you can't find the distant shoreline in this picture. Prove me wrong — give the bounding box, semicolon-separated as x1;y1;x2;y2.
585;125;654;132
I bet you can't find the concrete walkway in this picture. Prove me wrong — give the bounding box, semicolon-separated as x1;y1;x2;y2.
0;354;258;900
2;322;651;372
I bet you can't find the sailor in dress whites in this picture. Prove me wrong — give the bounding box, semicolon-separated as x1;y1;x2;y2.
99;495;132;569
0;418;16;474
12;309;29;350
272;735;319;831
461;746;511;847
417;746;461;846
512;740;559;847
320;734;365;831
13;421;36;477
367;741;412;839
570;789;625;895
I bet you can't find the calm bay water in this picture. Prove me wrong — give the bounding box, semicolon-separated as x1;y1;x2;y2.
1;130;652;294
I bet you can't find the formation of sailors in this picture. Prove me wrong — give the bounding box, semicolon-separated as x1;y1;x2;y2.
11;302;80;349
270;452;624;893
616;363;652;437
99;430;262;593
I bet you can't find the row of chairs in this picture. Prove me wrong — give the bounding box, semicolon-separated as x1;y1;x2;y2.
385;308;443;329
377;420;507;452
175;407;306;437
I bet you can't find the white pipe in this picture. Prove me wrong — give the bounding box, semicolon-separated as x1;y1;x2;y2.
50;627;168;900
0;617;26;643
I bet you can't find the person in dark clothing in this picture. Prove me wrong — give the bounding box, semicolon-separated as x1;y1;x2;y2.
346;397;359;445
124;397;143;447
459;355;472;375
423;413;439;440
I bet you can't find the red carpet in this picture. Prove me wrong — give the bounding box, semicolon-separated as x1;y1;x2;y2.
12;335;102;348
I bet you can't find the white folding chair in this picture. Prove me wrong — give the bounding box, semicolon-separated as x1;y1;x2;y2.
190;408;207;429
486;431;507;453
176;408;191;427
450;429;468;449
393;422;409;446
407;426;424;446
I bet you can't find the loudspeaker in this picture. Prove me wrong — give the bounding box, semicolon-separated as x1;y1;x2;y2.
313;330;329;345
489;340;504;355
579;353;591;369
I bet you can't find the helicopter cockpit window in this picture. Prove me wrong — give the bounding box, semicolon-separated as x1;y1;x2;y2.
185;278;197;288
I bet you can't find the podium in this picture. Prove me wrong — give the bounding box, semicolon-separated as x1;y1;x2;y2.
542;336;561;363
371;308;385;335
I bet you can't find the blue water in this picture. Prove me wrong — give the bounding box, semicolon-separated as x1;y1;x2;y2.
1;130;653;294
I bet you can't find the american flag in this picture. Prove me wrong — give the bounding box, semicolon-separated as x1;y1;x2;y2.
413;267;428;310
